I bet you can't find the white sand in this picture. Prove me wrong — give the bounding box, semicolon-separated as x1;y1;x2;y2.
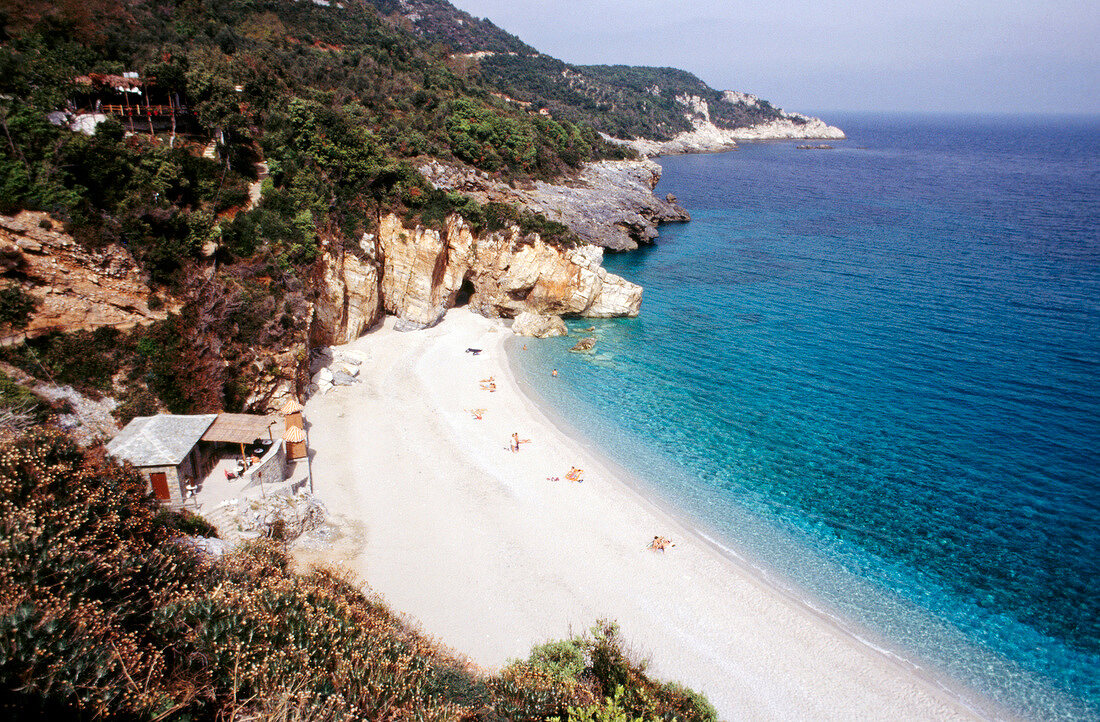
303;308;991;720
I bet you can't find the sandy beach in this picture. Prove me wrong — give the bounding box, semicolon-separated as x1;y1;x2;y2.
301;308;988;720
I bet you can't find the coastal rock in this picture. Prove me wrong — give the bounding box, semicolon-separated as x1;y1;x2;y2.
570;337;596;352
330;370;358;386
419;159;689;251
511;312;568;338
377;213;642;322
0;211;167;337
310;245;382;347
611;92;845;158
379;215;458;328
308;212;643;345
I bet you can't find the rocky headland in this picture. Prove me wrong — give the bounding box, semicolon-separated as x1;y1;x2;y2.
419;158;690;251
613;91;845;157
309;212;642;347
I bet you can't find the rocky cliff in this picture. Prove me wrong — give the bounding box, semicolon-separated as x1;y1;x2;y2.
419;159;689;251
309;234;383;348
309;212;642;342
618;92;845;157
0;212;167;338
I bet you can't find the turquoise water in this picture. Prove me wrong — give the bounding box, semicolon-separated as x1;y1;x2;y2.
511;114;1100;719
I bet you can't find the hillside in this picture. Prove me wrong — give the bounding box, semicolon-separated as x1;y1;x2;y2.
372;0;835;142
0;426;717;720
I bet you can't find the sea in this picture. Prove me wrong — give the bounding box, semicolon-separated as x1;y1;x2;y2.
509;113;1100;720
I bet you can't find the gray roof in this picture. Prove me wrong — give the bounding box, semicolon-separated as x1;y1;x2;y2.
107;414;218;467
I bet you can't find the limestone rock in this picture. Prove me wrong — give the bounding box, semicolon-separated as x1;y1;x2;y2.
307;213;643;344
380;213;642;322
309;245;382;347
330;370;358;386
419;159;689;251
512;312;568;338
570;337;596;352
0;211;167;336
610;94;845;158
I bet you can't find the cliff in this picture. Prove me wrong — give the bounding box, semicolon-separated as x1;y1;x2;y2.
420;158;689;251
0;211;167;338
619;92;845;157
309;212;641;344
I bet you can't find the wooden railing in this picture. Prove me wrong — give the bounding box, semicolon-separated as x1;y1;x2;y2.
97;104;189;116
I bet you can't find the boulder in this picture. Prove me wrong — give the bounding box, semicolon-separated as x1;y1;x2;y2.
570;337;596;352
330;370;358;386
512;312;568;338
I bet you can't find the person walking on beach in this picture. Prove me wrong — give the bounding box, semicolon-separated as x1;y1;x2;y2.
511;432;520;452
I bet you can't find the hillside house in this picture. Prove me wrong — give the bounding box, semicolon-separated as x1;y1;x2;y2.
107;413;287;504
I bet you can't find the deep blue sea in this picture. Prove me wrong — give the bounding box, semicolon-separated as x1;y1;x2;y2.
511;113;1100;719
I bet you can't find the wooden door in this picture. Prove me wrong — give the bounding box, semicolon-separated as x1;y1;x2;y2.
150;472;170;500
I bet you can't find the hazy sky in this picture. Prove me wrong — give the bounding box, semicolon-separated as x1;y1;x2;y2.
447;0;1099;115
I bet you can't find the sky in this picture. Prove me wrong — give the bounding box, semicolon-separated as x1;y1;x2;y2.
447;0;1100;115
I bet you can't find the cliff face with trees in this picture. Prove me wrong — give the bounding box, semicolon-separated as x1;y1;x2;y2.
0;0;643;417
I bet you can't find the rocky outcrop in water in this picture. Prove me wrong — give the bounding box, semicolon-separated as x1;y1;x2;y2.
570;337;596;352
419;159;689;251
0;211;167;337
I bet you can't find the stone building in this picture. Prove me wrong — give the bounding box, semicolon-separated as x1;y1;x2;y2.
106;414;217;503
107;413;287;504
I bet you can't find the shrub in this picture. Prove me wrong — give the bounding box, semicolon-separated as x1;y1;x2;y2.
0;283;37;330
155;508;220;539
0;428;201;717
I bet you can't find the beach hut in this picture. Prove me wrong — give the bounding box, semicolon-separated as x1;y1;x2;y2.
281;398;304;430
106;414;217;502
282;425;307;460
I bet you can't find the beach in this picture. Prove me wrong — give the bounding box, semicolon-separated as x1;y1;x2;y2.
301;308;988;720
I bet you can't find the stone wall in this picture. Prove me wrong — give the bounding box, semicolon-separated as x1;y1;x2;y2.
242;440;287;492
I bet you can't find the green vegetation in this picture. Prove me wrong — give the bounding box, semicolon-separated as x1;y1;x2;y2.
478;57;791;141
0;0;627;420
0;0;624;288
368;0;794;141
0;283;37;331
0;428;715;719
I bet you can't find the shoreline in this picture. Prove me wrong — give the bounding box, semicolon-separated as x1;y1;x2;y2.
503;335;1014;721
301;308;999;720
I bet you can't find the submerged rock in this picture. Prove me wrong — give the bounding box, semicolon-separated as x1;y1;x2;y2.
570;337;596;352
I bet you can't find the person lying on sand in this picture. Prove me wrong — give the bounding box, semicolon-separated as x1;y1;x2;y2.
648;535;676;552
480;376;495;383
468;408;485;420
565;466;584;482
465;348;482;355
480;382;497;392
